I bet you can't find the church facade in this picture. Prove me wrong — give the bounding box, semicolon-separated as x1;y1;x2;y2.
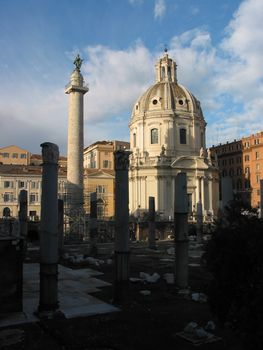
129;53;219;220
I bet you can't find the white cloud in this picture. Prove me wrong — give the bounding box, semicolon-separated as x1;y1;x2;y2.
129;0;144;5
154;0;166;20
190;6;199;16
0;84;68;154
82;42;154;123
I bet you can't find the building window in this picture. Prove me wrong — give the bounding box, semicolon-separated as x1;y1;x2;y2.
256;175;260;184
237;168;242;175
133;133;136;147
256;163;260;171
29;193;38;204
151;128;158;144
3;193;13;202
29;211;37;218
1;153;9;158
256;151;260;160
103;160;109;168
254;139;259;145
179;128;187;144
229;168;234;177
20;154;26;159
4;181;13;188
236;179;242;190
244;155;249;161
58;181;64;191
12;153;18;158
245;179;250;189
97;185;105;194
222;169;227;177
31;181;38;189
245;167;250;174
18;181;26;188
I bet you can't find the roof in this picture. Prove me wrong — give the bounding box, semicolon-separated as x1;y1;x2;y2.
84;168;114;176
0;145;30;153
0;164;67;176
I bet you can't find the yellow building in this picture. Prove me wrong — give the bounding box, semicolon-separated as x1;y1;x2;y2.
0;164;67;219
83;140;130;218
83;140;130;170
84;169;115;219
0;145;31;165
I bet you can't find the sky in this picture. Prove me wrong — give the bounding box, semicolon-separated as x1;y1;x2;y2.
0;0;263;155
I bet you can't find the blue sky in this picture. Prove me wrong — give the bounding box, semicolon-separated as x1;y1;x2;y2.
0;0;262;155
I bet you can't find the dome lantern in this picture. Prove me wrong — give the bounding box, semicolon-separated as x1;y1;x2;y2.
155;52;177;83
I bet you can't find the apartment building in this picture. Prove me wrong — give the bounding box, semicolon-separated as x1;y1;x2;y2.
0;164;67;219
210;131;263;208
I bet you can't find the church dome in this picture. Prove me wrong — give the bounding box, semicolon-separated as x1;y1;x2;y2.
131;53;204;121
129;52;207;159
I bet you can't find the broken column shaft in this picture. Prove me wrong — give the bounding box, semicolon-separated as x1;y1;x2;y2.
38;142;60;317
114;150;130;282
148;196;156;249
174;172;189;290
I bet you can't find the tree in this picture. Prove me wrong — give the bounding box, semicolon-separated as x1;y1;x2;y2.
204;199;263;348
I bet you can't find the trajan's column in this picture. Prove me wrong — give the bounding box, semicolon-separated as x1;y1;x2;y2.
65;54;88;213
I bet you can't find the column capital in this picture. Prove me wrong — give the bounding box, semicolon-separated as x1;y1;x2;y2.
114;150;131;171
41;142;59;164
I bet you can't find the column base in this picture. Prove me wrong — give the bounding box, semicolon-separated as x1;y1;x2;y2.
38;263;59;315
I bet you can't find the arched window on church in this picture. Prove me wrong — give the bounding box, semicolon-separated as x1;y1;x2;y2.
133;133;136;147
151;128;158;144
167;66;171;79
180;128;187;144
161;66;165;80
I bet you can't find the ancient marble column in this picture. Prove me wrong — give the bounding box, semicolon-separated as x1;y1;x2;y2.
196;201;203;243
174;172;189;290
148;196;156;249
65;55;88;214
114;150;130;282
58;199;64;257
37;142;60;318
19;190;28;239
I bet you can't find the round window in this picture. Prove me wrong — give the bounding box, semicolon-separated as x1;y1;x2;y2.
152;99;158;105
178;99;184;105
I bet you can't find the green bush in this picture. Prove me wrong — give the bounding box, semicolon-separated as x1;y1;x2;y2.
204;200;263;348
